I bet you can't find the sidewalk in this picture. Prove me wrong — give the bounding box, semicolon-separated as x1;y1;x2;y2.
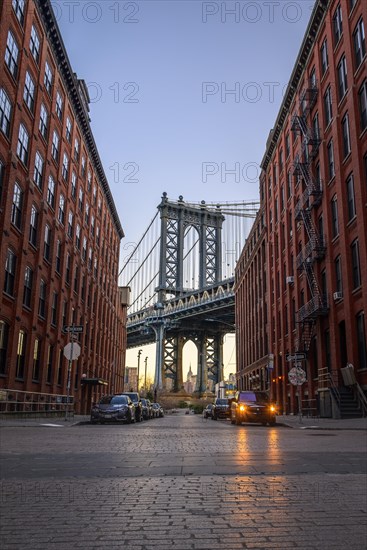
0;414;90;427
277;414;367;430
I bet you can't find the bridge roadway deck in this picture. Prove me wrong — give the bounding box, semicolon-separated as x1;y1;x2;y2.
0;412;366;549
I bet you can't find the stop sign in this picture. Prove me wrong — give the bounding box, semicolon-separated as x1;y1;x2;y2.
63;342;81;361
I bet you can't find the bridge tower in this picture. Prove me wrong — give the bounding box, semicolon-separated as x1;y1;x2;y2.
153;192;226;392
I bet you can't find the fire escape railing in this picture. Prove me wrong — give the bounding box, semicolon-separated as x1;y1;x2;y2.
291;79;328;351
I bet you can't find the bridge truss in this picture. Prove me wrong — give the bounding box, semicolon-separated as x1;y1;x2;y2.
119;193;259;392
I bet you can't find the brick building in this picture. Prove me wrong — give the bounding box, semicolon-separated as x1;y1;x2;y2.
235;0;367;416
0;0;128;414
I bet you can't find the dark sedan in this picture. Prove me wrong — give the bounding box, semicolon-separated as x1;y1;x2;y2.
90;395;135;424
212;398;230;420
152;403;164;417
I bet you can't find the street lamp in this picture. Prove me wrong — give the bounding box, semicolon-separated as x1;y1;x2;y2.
144;356;148;394
137;349;142;393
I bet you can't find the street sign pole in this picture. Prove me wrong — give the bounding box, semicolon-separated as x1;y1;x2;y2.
65;324;74;422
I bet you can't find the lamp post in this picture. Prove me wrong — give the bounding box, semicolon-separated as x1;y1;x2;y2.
137;349;142;394
144;356;148;394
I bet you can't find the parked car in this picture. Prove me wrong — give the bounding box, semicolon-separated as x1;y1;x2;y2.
121;392;143;422
212;398;230;420
152;402;164;417
140;398;152;420
90;394;135;424
203;403;214;419
230;391;277;426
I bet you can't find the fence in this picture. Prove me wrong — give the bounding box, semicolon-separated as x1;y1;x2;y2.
0;389;74;417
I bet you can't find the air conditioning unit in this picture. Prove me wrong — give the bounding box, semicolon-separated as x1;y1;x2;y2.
333;291;343;301
286;276;294;284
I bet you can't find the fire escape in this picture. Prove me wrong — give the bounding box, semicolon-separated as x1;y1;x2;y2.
291;79;328;353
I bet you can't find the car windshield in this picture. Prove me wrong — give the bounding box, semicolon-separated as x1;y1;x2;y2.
99;395;128;405
122;393;138;403
239;392;269;403
216;399;228;405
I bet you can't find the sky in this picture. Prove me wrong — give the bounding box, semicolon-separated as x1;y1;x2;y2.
55;0;316;381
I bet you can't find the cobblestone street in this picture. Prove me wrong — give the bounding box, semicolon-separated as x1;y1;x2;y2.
0;414;366;549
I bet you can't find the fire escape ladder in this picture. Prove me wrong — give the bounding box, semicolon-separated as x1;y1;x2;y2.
292;80;328;333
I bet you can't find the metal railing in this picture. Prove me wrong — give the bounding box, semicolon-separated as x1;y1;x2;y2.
0;389;74;417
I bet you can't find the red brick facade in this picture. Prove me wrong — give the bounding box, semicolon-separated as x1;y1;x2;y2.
235;0;367;416
0;0;127;413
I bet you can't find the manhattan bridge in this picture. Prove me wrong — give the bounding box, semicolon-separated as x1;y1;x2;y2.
119;193;259;393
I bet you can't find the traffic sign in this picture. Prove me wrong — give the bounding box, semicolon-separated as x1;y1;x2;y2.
63;325;83;333
288;367;307;386
63;342;81;361
286;352;306;362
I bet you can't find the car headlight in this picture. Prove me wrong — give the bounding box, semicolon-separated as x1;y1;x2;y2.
270;405;276;413
239;405;246;412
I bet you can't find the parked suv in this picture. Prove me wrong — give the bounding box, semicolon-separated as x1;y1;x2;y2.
212;398;230;420
230;391;276;426
121;392;143;422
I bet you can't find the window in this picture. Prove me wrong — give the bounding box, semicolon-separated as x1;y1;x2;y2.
32;339;41;381
55;91;63;119
62;152;69;181
0;88;12;137
327;139;335;180
351;240;361;289
58;194;65;225
333;4;343;44
66;253;71;284
62;300;68;328
55;239;61;273
47;174;55;208
324;86;333;126
4;249;17;296
98;197;102;216
93;185;97;204
11;182;23;229
23;71;35;112
23;266;33;308
82;237;87;260
310;66;316;87
342;113;351;158
75;224;81;249
12;0;25;24
44;61;53;94
47;345;54;384
5;31;19;78
51;130;59;162
346;173;356;221
51;292;58;326
33;151;44;189
331;195;339;238
94;257;98;279
88;248;93;270
74;138;80;162
337;55;348;100
39;104;48;139
321;38;328;75
0;321;9;374
335;256;343;294
350;0;357;12
78;188;84;211
16;124;29;165
74;264;79;293
0;160;4;203
15;330;26;379
96;225;100;246
287;171;292;199
356;312;367;371
29;205;38;247
359;80;367;132
67;210;73;238
85;202;90;225
66;116;72;142
87;171;92;191
71;171;77;199
353;18;366;69
81;156;86;177
44;224;51;260
30;25;40;63
38;279;46;318
312;112;320;142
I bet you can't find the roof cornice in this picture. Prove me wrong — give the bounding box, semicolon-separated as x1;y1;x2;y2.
35;0;124;239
